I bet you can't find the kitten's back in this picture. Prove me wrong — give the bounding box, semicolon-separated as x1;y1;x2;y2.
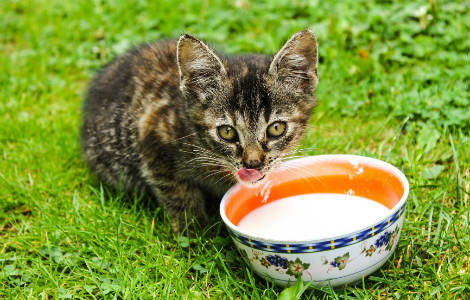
81;40;182;192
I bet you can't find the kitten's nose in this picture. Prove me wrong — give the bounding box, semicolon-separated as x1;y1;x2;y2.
242;145;264;169
244;159;262;169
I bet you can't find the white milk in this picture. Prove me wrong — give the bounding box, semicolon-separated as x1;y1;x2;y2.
237;193;390;240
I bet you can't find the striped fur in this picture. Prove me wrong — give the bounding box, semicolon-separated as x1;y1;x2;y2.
81;30;319;230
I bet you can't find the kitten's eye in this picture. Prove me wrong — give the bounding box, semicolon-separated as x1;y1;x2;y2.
267;121;287;138
217;125;238;142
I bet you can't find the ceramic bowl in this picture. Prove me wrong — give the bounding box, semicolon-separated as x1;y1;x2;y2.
220;155;409;287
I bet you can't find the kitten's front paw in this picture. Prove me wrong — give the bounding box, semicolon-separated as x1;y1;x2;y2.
169;209;209;234
152;181;210;234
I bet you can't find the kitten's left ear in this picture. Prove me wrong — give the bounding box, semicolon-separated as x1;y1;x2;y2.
177;34;228;101
268;29;319;95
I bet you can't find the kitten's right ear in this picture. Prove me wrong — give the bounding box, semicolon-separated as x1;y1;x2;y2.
177;34;228;101
268;29;319;96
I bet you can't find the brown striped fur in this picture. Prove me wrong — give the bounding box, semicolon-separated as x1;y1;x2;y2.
81;29;319;230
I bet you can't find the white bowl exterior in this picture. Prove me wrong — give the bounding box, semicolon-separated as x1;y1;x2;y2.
230;212;404;287
220;155;409;287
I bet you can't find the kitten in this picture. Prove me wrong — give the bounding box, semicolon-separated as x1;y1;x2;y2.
81;29;319;231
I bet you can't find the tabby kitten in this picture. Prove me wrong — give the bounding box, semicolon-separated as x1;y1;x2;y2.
81;29;319;231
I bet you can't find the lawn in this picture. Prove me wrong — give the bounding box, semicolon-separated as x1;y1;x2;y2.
1;0;469;299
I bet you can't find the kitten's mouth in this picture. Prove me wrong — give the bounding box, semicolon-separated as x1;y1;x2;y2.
237;168;266;185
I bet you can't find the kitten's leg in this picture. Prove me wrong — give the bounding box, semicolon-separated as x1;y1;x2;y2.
151;181;209;232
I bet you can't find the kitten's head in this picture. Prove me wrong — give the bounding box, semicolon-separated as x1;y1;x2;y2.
177;30;319;185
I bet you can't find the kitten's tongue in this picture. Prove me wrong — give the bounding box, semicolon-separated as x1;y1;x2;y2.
237;168;264;182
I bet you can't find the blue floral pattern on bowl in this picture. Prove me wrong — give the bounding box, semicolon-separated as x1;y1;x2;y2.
241;223;402;280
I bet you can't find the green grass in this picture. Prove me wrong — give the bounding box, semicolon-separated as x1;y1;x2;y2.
1;0;469;298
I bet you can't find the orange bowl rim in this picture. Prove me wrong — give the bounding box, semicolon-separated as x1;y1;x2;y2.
219;154;410;243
